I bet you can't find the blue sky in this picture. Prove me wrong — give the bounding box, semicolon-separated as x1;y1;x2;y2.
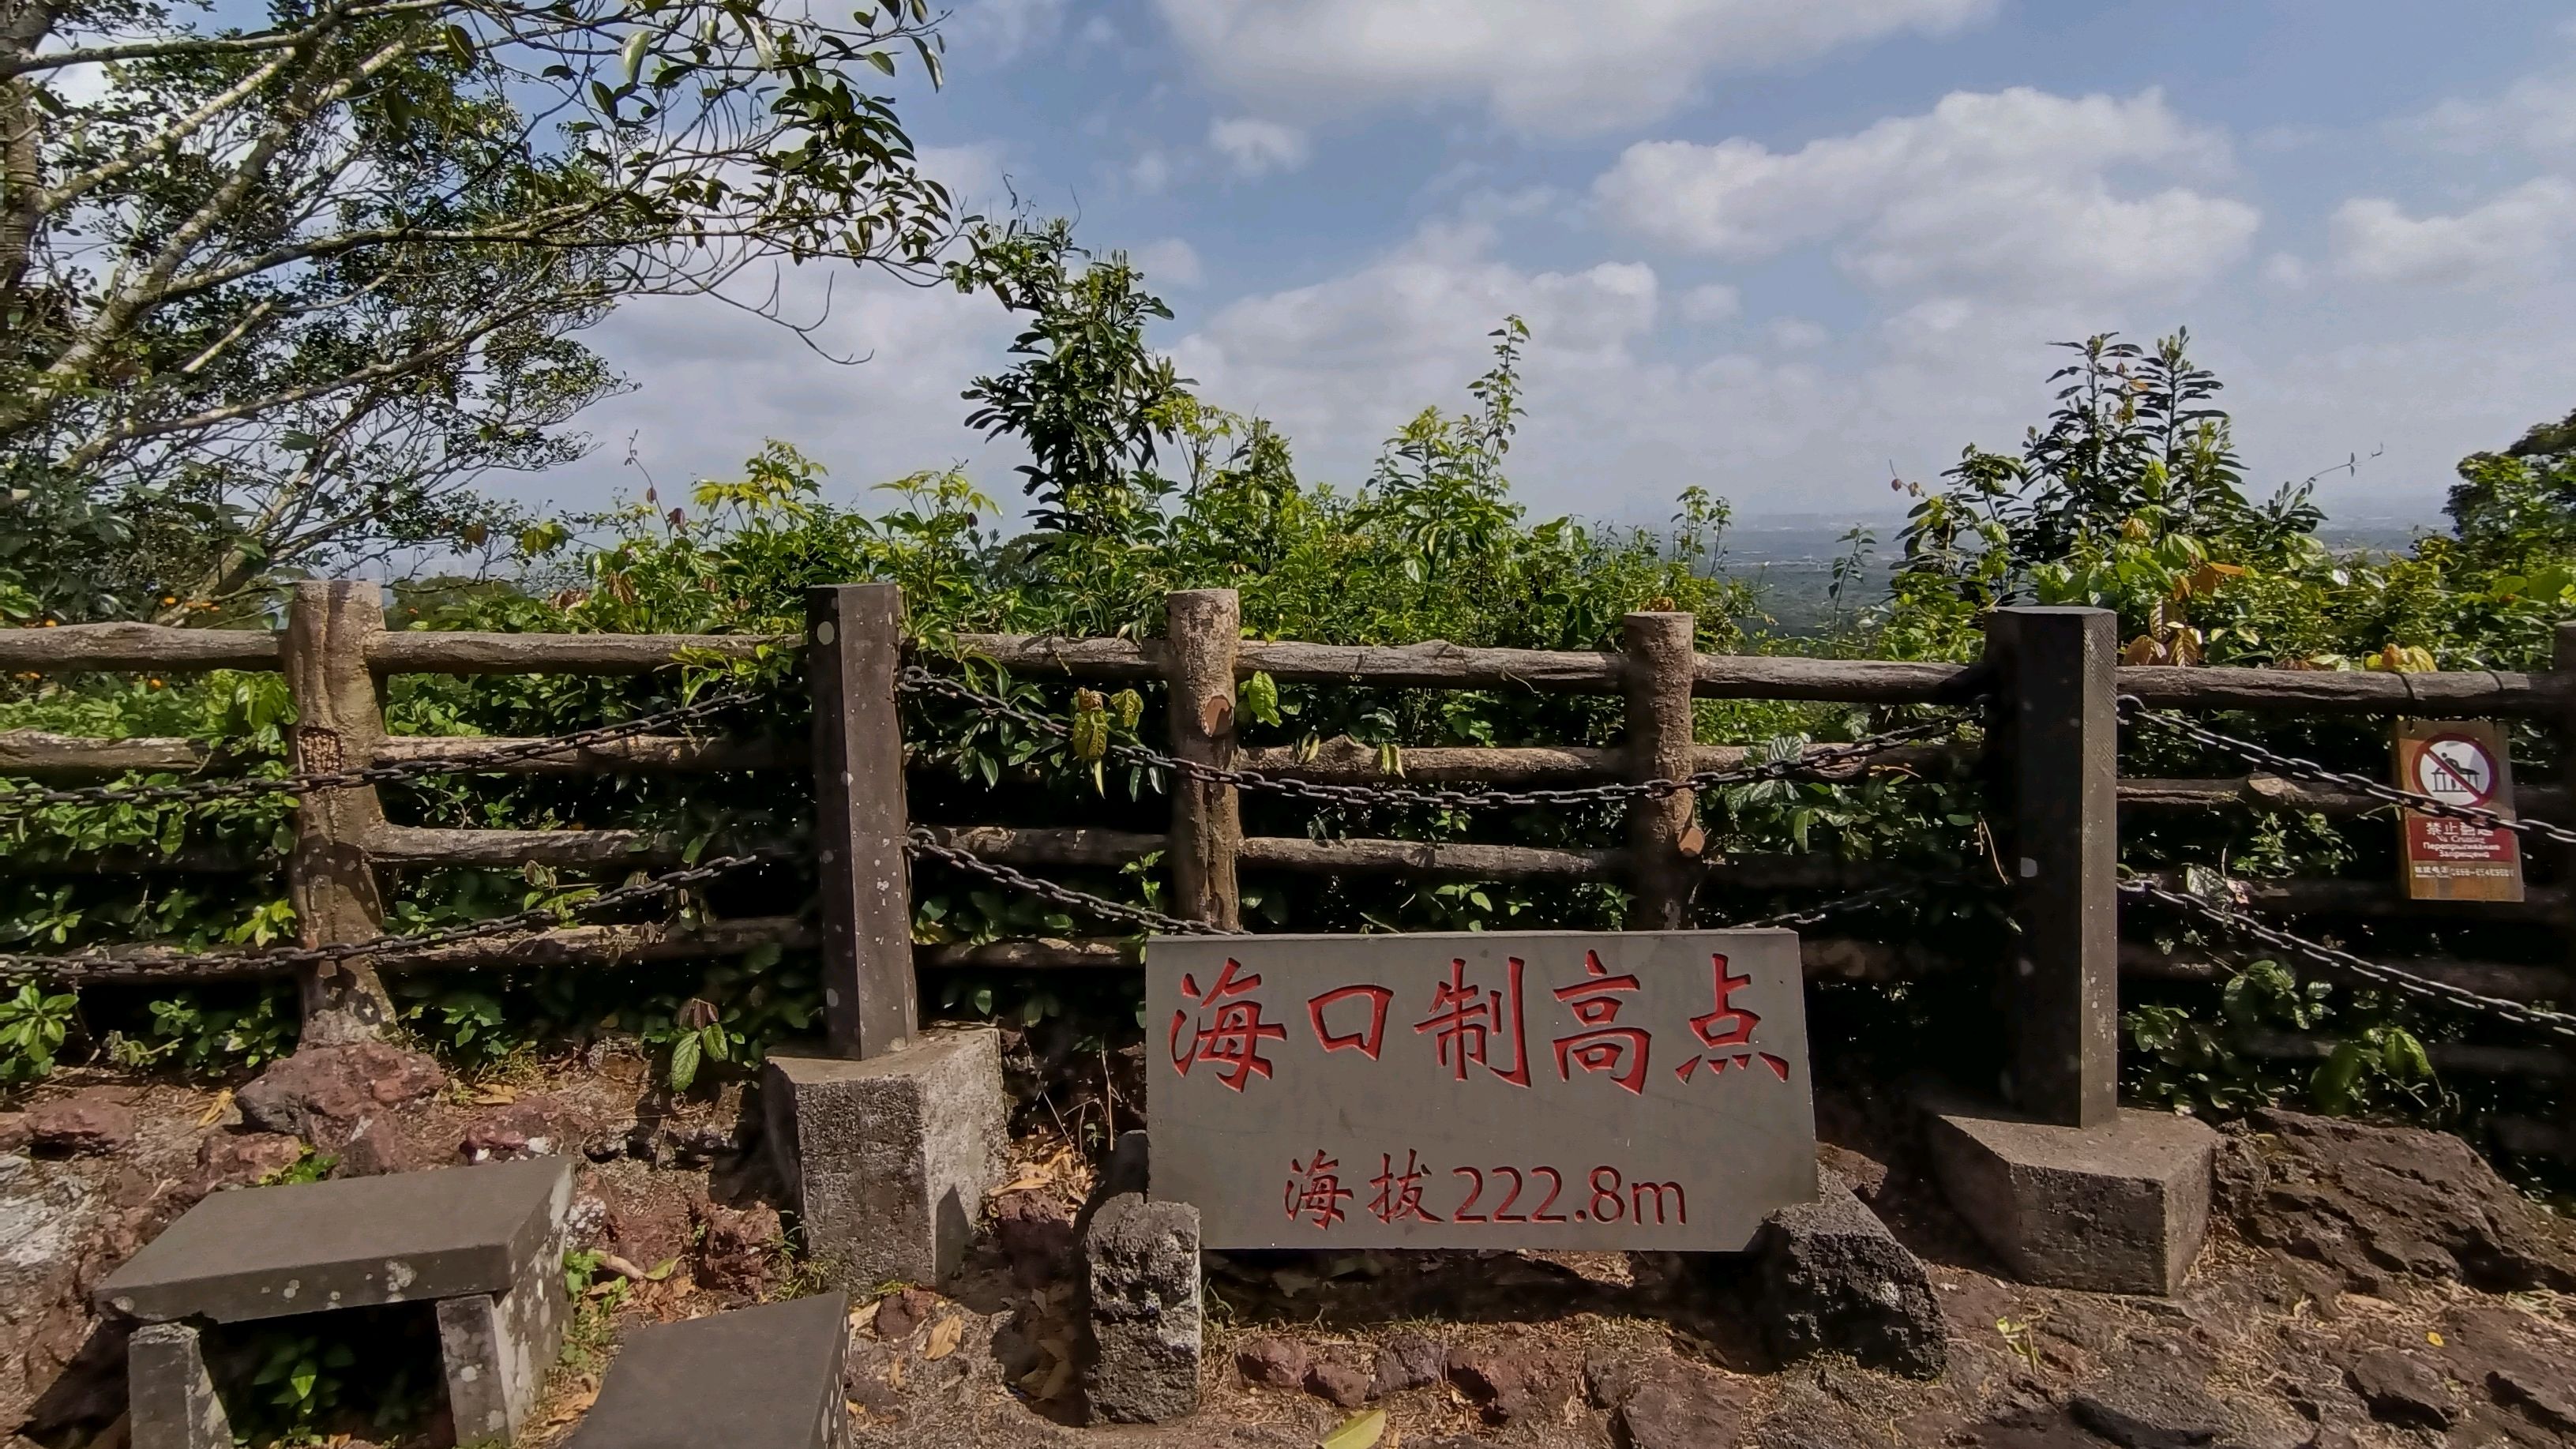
562;0;2576;528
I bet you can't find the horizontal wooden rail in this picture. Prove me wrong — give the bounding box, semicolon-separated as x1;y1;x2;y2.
2236;1028;2568;1080
2120;775;2574;819
2120;665;2557;717
0;730;794;779
2135;871;2569;922
0;622;788;675
908;933;1940;981
23;916;806;983
367;824;674;869
2120;942;2575;1002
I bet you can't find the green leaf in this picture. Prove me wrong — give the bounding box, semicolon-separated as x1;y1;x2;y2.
621;28;650;84
1240;670;1281;727
668;1032;702;1092
1320;1408;1387;1449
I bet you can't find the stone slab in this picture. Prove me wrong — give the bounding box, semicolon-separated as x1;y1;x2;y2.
568;1293;851;1449
96;1158;572;1323
765;1027;1006;1289
1083;1192;1201;1425
1924;1099;2216;1295
1148;931;1817;1252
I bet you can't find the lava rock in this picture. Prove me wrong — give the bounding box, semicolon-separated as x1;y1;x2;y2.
1305;1359;1370;1409
235;1042;445;1143
0;1113;30;1154
1372;1333;1448;1398
1081;1192;1201;1425
1611;1362;1750;1449
993;1191;1076;1286
1752;1173;1947;1377
331;1117;437;1177
873;1286;939;1339
2070;1366;2231;1449
2222;1109;2576;1293
459;1094;579;1162
1236;1336;1310;1390
2344;1348;2454;1428
192;1132;306;1190
1448;1344;1561;1426
691;1199;782;1293
26;1091;136;1157
605;1196;693;1270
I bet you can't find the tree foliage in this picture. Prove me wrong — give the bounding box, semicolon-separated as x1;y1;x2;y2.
0;0;956;621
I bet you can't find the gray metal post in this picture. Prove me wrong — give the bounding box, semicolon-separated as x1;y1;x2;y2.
1985;606;2120;1128
806;583;917;1059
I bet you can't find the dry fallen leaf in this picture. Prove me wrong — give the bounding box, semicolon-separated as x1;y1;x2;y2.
1320;1407;1387;1449
849;1299;881;1332
596;1253;647;1281
1035;1357;1074;1402
543;1386;600;1425
195;1089;234;1128
923;1315;963;1361
468;1083;518;1106
997;1175;1050;1194
885;1356;907;1391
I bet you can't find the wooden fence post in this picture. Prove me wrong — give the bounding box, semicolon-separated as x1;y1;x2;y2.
1167;589;1242;930
1624;612;1700;929
807;583;917;1060
1985;606;2120;1128
2553;622;2576;1159
282;580;395;1043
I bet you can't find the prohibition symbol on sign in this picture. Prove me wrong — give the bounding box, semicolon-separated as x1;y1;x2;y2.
2411;733;2498;806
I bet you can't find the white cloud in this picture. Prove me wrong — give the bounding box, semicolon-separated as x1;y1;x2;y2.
1132;237;1206;289
1151;0;1998;133
2261;251;2310;289
947;0;1070;63
1171;222;1660;480
2329;178;2576;286
1680;283;1742;323
1207;117;1312;177
918;143;1009;212
1768;317;1831;350
1128;148;1174;194
1593;88;2259;301
2413;69;2576;156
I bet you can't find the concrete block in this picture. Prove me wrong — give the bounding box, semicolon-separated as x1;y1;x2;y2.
437;1199;572;1447
1924;1101;2217;1295
568;1293;851;1449
1753;1173;1947;1376
1082;1192;1201;1425
97;1158;572;1324
765;1027;1005;1289
128;1323;231;1449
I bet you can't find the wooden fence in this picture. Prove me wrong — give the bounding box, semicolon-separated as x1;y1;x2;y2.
2;584;2570;1157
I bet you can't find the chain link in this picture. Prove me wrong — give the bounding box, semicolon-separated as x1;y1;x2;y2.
2119;876;2576;1041
0;850;783;979
903;828;1233;936
902;665;1966;812
0;689;775;816
1725;880;1940;930
2118;696;2576;847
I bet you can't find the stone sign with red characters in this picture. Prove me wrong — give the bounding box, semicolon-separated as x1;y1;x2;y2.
1147;930;1817;1252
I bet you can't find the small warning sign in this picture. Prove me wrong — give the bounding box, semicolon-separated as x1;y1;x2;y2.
2394;719;2523;903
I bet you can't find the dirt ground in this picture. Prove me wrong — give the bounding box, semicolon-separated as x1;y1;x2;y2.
5;1039;2574;1449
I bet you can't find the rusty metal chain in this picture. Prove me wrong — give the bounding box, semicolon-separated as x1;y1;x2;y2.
2117;696;2576;847
0;689;775;816
2118;876;2576;1042
902;665;1966;812
903;828;1234;937
0;850;783;979
1725;880;1937;930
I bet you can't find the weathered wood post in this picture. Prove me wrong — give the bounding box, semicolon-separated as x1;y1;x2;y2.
805;583;917;1059
282;580;394;1043
1983;606;2120;1128
1624;611;1700;929
2552;622;2576;1160
1167;589;1243;930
